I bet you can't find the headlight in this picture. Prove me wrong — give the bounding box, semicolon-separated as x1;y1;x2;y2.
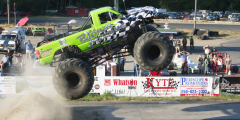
11;45;14;47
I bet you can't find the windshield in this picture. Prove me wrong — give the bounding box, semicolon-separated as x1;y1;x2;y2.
79;16;92;32
232;14;239;17
0;35;16;41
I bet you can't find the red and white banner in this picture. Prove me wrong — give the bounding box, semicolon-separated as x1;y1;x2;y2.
98;77;181;97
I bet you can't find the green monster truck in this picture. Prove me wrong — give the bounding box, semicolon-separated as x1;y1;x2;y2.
35;6;175;99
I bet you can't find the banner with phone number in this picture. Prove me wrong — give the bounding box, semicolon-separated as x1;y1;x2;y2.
180;77;219;96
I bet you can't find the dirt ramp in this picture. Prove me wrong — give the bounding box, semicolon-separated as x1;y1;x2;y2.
0;92;72;120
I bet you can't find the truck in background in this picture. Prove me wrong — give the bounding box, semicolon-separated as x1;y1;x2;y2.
0;27;27;52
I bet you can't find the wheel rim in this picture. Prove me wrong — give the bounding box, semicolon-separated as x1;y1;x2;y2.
65;72;82;89
145;44;163;61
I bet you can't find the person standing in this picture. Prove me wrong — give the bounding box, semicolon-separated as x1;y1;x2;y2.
212;55;218;75
190;36;194;50
120;54;126;73
212;47;218;58
204;54;211;73
197;55;204;74
24;40;33;59
225;55;232;75
14;37;21;53
182;36;187;51
174;38;181;54
6;48;13;65
203;45;211;56
204;59;209;75
106;60;111;76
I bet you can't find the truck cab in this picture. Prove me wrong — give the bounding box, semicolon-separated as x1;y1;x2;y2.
36;7;122;65
0;27;27;51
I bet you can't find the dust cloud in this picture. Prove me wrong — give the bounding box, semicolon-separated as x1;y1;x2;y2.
0;91;72;120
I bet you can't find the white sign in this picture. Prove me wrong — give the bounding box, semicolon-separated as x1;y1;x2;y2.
0;77;16;97
75;10;79;13
98;77;181;97
180;77;219;96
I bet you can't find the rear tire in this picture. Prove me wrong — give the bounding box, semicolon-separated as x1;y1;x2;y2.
133;32;175;71
53;58;94;100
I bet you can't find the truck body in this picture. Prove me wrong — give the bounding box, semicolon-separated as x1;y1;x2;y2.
36;7;122;65
0;27;27;51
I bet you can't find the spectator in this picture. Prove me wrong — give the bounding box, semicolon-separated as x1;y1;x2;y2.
106;60;111;76
204;54;211;73
203;45;211;56
15;53;24;68
197;55;204;74
170;37;174;45
190;36;194;50
212;55;218;75
182;36;187;51
6;48;13;65
204;59;209;75
14;37;21;53
120;54;126;73
212;47;218;58
24;40;33;59
133;61;139;76
179;51;190;63
174;37;181;54
225;55;232;75
0;53;9;71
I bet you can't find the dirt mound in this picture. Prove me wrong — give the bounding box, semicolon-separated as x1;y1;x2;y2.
0;92;72;120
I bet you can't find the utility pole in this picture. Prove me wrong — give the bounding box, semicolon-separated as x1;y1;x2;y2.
7;0;10;25
114;0;120;76
14;3;16;25
194;0;197;30
114;0;119;12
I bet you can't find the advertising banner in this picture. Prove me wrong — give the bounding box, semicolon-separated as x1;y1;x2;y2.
180;77;219;96
99;77;139;97
90;77;101;94
220;77;240;94
99;77;181;97
138;77;181;97
0;77;16;97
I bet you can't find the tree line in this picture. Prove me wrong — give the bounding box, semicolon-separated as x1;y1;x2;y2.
1;0;240;15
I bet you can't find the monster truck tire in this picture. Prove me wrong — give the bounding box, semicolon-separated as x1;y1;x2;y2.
127;25;158;47
53;58;94;100
133;31;174;71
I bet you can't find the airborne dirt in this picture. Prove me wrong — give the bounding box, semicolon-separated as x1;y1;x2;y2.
0;91;72;120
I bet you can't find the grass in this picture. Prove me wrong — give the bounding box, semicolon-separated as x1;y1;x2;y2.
70;92;240;102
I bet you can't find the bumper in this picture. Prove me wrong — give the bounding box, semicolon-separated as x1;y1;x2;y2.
0;47;16;51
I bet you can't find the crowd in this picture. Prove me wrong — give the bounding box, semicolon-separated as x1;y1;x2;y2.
0;38;33;72
101;53;126;76
132;36;233;76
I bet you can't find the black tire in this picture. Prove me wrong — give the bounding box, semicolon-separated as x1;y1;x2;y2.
127;24;158;47
133;31;175;71
53;58;94;100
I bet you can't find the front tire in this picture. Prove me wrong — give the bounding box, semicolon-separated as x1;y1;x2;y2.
53;58;94;100
133;32;175;71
